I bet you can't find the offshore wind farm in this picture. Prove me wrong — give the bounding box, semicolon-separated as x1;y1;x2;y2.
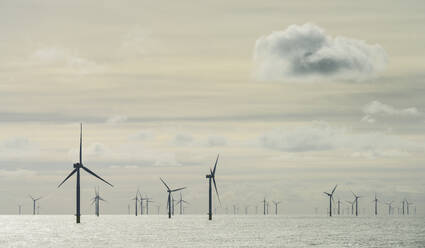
1;0;425;247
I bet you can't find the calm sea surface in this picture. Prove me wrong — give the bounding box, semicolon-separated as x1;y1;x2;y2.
0;215;423;247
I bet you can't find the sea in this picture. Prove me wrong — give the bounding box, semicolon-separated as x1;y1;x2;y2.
0;215;423;247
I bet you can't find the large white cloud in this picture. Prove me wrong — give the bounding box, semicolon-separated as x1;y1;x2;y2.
254;23;388;81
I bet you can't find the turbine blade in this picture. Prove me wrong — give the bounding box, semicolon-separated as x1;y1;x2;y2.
160;178;170;191
82;166;113;187
80;123;82;165
212;154;219;176
331;184;337;194
212;175;221;206
171;187;186;192
182;200;190;204
28;195;34;200
57;168;78;188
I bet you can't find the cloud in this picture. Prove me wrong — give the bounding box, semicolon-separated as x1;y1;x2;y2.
106;115;128;124
0;137;40;160
259;121;423;159
173;133;194;146
30;47;103;74
260;122;340;152
360;115;376;123
130;130;154;140
206;135;227;147
363;101;422;117
253;23;388;81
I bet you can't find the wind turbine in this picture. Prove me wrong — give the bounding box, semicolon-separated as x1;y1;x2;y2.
352;191;361;216
272;201;280;215
406;200;413;215
138;191;145;215
145;196;154;215
346;200;354;215
323;185;337;217
337;199;341;215
132;191;139;216
29;195;42;215
244;205;249;215
57;124;113;223
205;154;221;220
402;200;405;215
176;192;189;215
262;198;267;215
372;193;379;216
91;187;106;217
160;177;185;219
385;201;393;216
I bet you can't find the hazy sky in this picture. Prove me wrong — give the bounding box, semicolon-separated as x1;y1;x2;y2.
1;0;424;215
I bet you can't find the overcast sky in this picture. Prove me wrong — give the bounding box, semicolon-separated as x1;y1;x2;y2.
0;0;424;215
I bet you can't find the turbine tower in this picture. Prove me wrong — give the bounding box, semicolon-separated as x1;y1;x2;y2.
57;123;113;223
352;191;361;216
323;185;337;217
29;195;42;215
132;191;139;216
385;201;393;216
272;201;280;215
262;198;267;215
145;196;154;215
160;178;185;219
337;199;341;215
406;200;412;215
373;193;379;216
138;191;145;215
205;154;221;220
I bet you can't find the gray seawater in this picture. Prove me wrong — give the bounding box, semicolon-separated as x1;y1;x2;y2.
0;215;424;248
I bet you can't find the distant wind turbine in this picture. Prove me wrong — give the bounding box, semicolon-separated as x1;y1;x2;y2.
406;200;413;215
372;193;379;216
91;187;106;217
244;205;249;215
205;154;221;220
145;196;154;215
29;195;42;215
346;200;355;215
323;185;337;217
385;201;393;216
262;198;267;215
132;191;139;216
57;123;113;223
351;191;361;216
138;191;145;215
272;201;280;215
176;192;189;215
160;177;185;219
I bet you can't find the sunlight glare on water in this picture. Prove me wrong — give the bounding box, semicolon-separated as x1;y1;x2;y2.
0;215;424;247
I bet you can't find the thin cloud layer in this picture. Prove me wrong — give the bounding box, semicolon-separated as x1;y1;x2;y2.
259;121;422;159
254;23;388;81
363;100;421;117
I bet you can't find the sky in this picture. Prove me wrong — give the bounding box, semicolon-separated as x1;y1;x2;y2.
0;0;424;215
